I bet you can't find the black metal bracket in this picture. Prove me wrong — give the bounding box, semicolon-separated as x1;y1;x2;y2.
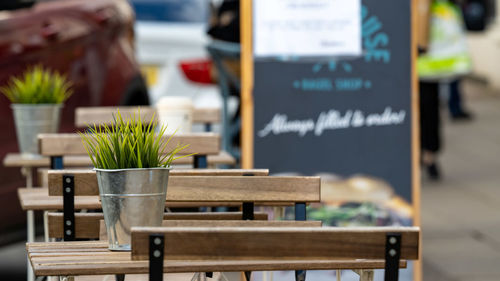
149;234;164;281
115;274;125;281
62;175;75;241
295;270;306;281
295;202;306;221
384;233;401;281
242;202;254;220
193;155;207;168
242;173;254;279
204;123;212;132
242;174;255;220
294;202;307;281
51;156;63;170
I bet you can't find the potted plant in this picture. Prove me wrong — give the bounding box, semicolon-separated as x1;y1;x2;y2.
80;111;192;251
1;65;73;157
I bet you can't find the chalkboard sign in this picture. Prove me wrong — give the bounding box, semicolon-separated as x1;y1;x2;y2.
242;0;419;279
252;0;414;202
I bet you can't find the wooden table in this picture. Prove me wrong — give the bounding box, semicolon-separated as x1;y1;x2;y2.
27;241;406;277
5;152;237;234
4;153;95;281
5;152;232;281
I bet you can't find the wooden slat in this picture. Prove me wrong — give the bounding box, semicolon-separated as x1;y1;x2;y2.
47;175;320;203
47;212;270;239
18;188;292;211
47;169;268;192
27;241;408;276
132;227;419;261
75;107;220;128
38;133;220;156
19;188;100;210
166;176;320;202
99;220;321;241
3;154;91;168
3;152;234;168
192;108;221;124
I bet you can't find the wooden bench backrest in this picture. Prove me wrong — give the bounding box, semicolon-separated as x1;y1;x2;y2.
38;133;220;157
47;171;320;203
131;226;419;261
75;107;220;128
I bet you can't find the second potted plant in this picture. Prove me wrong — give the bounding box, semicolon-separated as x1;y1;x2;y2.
80;111;192;251
1;65;73;157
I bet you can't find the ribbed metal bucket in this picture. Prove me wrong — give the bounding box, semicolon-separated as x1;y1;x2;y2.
11;104;62;157
95;167;170;251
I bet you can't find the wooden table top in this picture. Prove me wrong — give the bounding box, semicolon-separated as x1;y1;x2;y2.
27;241;407;276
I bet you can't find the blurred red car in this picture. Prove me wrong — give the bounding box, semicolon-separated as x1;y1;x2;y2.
0;0;148;243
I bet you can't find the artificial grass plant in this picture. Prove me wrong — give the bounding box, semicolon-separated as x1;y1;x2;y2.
79;110;194;169
1;65;73;104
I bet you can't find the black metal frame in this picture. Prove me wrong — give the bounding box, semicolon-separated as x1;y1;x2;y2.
149;234;165;281
50;156;63;170
384;233;402;281
62;175;75;241
193;155;207;168
294;202;307;281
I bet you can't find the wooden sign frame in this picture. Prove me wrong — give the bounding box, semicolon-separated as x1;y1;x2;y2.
240;0;421;280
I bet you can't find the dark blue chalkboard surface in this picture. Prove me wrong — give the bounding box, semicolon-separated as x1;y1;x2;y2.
253;0;413;202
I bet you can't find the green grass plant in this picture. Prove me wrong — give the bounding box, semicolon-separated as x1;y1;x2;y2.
79;110;194;169
0;65;73;104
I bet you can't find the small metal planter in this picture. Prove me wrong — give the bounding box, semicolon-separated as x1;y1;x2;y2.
11;104;62;157
95;167;170;251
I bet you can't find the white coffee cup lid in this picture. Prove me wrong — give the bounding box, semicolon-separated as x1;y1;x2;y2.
156;96;193;110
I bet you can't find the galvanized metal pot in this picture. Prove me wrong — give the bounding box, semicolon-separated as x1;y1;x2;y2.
11;104;62;157
95;167;170;251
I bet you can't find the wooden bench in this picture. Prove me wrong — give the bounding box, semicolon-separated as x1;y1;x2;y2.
74;106;235;167
38;133;221;169
42;173;322;281
75;106;220;131
27;226;419;281
17;168;270;254
43;172;319;242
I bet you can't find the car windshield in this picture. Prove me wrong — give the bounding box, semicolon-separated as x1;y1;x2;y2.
129;0;209;23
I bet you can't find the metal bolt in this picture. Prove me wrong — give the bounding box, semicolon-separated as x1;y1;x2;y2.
389;237;397;245
66;220;72;226
65;178;71;183
153;250;161;258
389;249;397;257
66;230;72;236
65;187;71;193
154;237;161;245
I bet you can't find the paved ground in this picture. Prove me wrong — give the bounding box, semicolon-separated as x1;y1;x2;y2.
0;80;499;281
421;80;500;281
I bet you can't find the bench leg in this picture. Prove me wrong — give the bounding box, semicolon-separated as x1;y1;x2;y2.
191;272;207;281
353;270;374;281
23;166;35;281
115;274;125;281
294;270;306;281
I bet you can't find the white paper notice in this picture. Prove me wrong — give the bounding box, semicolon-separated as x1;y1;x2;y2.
254;0;361;58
